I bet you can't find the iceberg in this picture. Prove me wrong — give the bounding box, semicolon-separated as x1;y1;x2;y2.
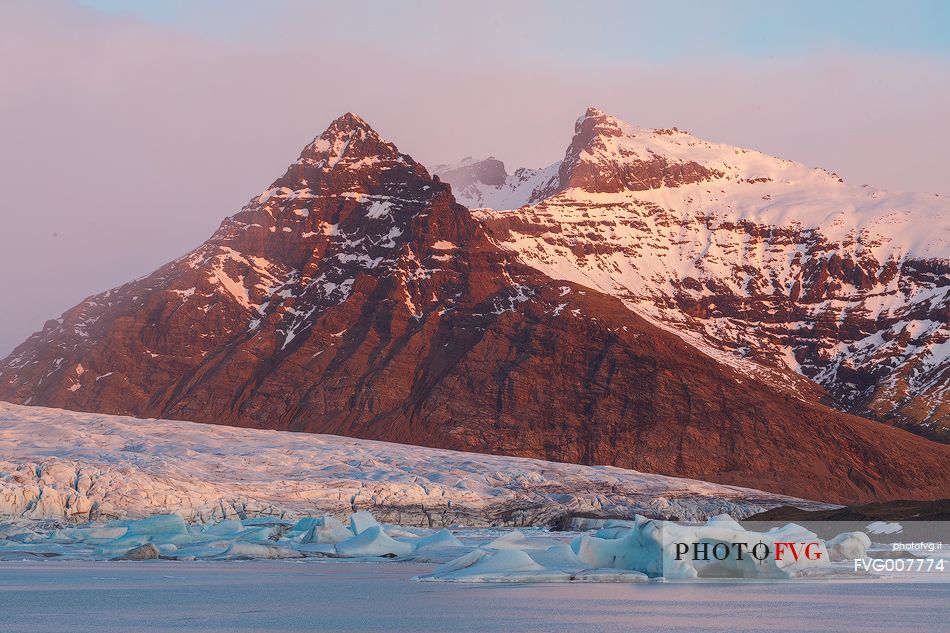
214;542;303;560
348;510;380;535
0;508;872;583
825;531;872;561
301;516;353;544
410;528;464;551
420;514;866;582
334;525;414;558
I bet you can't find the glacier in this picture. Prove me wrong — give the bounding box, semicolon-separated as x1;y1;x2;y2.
0;401;826;527
0;402;928;583
0;402;885;583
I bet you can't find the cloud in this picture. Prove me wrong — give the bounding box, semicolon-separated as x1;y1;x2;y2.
0;1;948;356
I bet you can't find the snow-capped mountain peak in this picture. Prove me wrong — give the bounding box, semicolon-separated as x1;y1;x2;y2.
433;157;560;210
314;111;382;148
276;112;418;192
467;109;950;440
432;156;507;189
557;107;847;197
436;107;843;210
574;105;624;135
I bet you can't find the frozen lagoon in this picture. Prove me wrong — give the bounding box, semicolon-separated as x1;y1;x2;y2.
2;559;947;633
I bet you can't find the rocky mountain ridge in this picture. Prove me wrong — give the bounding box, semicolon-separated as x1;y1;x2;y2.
437;107;950;440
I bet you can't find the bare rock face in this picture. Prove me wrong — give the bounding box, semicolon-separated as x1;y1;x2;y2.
557;107;724;193
2;113;950;505
470;108;950;442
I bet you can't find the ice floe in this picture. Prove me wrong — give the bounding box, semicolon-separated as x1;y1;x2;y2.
419;513;872;582
0;509;873;584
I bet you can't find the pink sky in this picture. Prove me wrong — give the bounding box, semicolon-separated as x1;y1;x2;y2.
1;1;949;356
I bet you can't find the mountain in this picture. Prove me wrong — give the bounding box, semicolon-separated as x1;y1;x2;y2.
432;157;559;210
2;112;950;504
443;107;950;441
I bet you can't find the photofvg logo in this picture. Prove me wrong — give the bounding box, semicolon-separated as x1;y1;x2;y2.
661;538;829;580
657;518;950;582
674;540;825;564
853;538;945;575
658;518;835;580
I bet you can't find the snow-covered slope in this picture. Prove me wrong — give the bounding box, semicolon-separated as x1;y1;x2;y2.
434;158;560;210
0;402;821;526
464;108;950;439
